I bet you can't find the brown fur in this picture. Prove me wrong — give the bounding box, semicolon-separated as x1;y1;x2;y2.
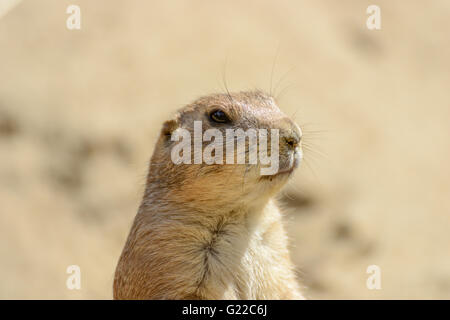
113;91;304;299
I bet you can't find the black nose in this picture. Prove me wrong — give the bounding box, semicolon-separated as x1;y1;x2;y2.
284;136;300;150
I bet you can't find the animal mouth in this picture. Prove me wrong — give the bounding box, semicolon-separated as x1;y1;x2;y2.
275;166;296;176
259;164;295;181
260;150;301;180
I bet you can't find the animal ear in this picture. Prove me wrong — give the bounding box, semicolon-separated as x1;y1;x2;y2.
161;118;178;138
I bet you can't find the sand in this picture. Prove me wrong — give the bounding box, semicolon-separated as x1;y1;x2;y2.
0;0;449;299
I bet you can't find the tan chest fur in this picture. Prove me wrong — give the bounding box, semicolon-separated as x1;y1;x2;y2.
114;200;303;299
196;201;302;299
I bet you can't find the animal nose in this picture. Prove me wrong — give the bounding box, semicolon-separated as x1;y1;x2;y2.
283;135;300;150
282;122;302;150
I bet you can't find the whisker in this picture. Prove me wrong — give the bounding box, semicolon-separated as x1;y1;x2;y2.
275;82;297;102
221;58;234;105
302;129;329;135
301;157;321;185
269;44;281;97
274;66;296;99
302;143;328;160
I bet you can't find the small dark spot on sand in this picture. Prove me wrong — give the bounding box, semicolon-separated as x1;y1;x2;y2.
0;111;20;137
280;191;315;210
333;221;353;241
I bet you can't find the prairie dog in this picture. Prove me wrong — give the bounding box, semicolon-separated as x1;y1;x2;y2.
114;91;304;299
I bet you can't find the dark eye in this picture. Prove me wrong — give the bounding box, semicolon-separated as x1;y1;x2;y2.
209;109;231;123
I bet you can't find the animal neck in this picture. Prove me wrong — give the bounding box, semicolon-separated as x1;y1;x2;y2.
115;177;275;299
138;182;271;236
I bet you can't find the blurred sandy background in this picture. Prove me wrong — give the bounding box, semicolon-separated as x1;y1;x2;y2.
1;0;449;299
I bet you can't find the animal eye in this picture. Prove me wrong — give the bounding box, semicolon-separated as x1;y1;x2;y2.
209;109;231;123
